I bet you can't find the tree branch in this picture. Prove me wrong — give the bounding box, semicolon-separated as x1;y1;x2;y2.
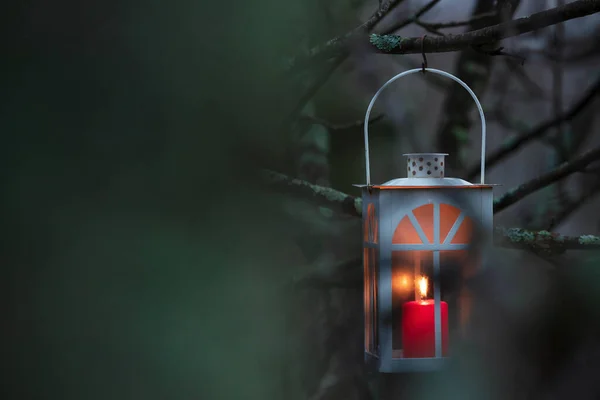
382;0;442;34
418;11;497;30
261;169;361;218
286;0;407;74
293;228;600;288
434;0;511;177
493;146;600;213
368;0;600;54
494;227;600;251
548;179;600;231
262;170;600;289
466;75;600;181
283;0;407;134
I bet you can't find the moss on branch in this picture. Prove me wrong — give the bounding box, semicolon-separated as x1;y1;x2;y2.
264;170;600;251
369;34;405;52
368;1;600;55
261;169;362;218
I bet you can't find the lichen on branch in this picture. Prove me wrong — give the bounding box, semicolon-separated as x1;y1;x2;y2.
367;0;600;55
369;34;405;52
263;170;600;251
261;169;362;218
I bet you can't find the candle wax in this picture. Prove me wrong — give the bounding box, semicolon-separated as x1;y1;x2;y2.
401;299;449;358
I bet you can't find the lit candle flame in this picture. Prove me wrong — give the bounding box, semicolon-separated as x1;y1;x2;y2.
418;276;428;300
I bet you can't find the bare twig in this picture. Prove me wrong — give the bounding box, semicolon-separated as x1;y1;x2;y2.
472;45;526;64
466;76;600;181
368;0;600;55
493;146;600;213
284;0;407;133
548;180;600;230
548;1;568;228
382;0;442;34
286;0;407;74
503;58;547;99
418;11;497;29
434;0;510;176
285;57;345;131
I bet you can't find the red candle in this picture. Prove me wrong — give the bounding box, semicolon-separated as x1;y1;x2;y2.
402;300;449;358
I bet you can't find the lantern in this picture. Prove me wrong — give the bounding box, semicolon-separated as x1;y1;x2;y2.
358;68;494;373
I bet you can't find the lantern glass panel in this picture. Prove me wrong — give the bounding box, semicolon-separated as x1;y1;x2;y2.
364;203;378;244
363;202;379;357
440;250;478;341
391;250;442;358
364;247;378;355
387;201;480;360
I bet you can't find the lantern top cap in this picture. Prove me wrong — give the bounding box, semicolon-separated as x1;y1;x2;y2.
405;153;447;179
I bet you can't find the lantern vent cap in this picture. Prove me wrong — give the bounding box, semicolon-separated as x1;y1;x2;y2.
405;153;448;179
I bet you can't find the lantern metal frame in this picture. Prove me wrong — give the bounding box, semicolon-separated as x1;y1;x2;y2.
357;68;495;373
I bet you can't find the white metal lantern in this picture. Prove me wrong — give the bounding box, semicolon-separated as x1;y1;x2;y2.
357;68;494;373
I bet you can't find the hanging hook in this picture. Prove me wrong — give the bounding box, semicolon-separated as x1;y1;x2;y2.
421;35;428;74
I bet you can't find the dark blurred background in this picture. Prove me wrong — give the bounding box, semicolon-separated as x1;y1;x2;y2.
1;1;302;399
2;0;600;399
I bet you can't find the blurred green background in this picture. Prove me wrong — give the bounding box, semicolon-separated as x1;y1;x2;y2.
1;1;317;399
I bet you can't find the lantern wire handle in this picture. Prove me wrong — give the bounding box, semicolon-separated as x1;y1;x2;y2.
363;68;487;185
421;35;427;74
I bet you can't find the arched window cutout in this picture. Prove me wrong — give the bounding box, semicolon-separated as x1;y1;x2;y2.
364;203;378;243
450;216;473;244
439;204;461;244
413;204;434;243
392;215;422;244
392;203;473;245
392;204;433;244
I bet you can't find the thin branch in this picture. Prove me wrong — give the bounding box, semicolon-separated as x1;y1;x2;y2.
283;0;407;134
548;179;600;230
368;0;600;54
293;228;600;288
261;169;361;218
434;0;508;176
300;114;384;131
286;0;407;74
466;75;600;181
382;0;442;34
414;20;447;36
263;164;600;221
472;45;526;64
503;58;547;99
262;170;600;291
418;11;497;29
493;227;600;250
263;167;600;229
493;146;600;213
284;56;345;131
